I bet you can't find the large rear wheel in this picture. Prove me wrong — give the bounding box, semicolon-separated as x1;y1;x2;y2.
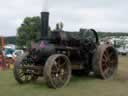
44;54;71;88
93;44;118;79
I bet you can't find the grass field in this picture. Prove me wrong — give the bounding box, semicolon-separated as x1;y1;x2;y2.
0;56;128;96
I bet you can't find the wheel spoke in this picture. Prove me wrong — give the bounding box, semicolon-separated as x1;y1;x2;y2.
104;68;110;76
104;49;109;56
19;72;25;78
53;61;60;71
104;67;109;73
56;57;61;65
103;54;108;61
109;53;113;58
59;61;66;68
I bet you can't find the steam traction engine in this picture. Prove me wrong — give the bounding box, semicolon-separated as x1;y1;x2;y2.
13;12;118;88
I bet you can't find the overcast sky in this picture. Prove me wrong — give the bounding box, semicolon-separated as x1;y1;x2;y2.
0;0;128;36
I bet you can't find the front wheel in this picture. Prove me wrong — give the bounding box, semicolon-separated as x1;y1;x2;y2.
44;54;71;89
13;53;38;84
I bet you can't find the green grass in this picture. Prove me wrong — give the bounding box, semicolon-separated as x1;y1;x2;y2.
0;56;128;96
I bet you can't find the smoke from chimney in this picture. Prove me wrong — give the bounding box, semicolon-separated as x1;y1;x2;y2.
42;0;48;12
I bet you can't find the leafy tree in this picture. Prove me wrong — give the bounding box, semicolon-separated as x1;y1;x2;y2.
16;16;41;47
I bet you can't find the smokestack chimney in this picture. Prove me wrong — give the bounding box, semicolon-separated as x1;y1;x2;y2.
41;12;49;39
41;0;49;39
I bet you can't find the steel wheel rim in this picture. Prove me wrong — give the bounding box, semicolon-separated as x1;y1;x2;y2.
100;46;118;79
50;56;70;88
15;61;33;83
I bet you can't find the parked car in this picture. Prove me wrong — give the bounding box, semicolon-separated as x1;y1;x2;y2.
117;47;128;55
